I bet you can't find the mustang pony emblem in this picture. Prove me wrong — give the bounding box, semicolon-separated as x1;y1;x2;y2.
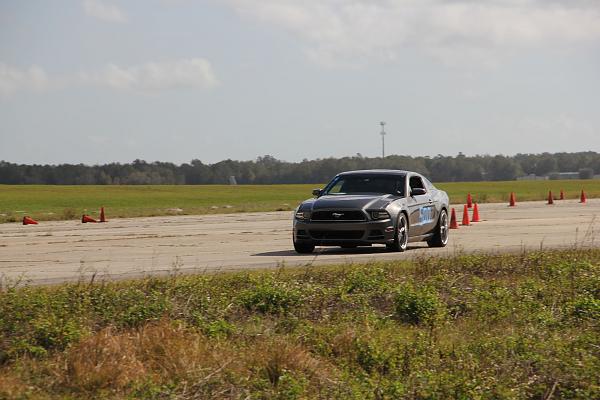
331;212;344;219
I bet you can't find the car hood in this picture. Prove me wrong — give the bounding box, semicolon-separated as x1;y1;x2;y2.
306;194;397;210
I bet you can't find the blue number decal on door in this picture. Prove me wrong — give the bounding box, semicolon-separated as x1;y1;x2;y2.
419;206;433;224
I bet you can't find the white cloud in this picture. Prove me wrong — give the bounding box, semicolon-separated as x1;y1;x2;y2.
0;59;218;96
83;0;127;23
225;0;600;67
81;58;219;91
0;63;49;96
517;113;596;138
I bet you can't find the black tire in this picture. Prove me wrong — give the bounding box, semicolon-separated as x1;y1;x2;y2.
427;209;449;248
294;241;315;254
386;213;408;252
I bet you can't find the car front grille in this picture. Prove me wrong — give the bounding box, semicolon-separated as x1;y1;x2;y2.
310;210;366;222
368;229;384;240
309;230;365;240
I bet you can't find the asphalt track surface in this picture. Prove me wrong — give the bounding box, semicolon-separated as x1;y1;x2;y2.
1;199;599;285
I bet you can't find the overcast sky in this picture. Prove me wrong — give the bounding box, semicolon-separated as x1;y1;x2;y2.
1;0;599;165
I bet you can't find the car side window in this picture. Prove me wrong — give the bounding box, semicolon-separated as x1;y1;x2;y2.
328;179;344;194
423;177;434;190
409;176;426;191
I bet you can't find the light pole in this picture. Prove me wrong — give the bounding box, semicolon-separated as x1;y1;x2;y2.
380;121;386;158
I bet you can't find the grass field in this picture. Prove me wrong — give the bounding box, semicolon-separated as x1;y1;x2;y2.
1;179;599;223
1;249;599;399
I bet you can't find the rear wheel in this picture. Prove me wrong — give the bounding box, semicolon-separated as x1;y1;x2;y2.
427;209;449;248
294;240;315;254
386;213;408;252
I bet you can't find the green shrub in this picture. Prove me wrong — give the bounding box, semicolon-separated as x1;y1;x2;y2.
201;318;236;338
470;285;515;323
95;287;171;328
569;295;600;321
354;337;397;374
121;291;169;327
274;372;307;399
240;281;302;314
30;315;84;351
343;267;388;294
394;285;446;325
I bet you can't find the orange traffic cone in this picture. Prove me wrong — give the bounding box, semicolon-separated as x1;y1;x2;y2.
461;205;470;226
449;208;458;229
509;192;516;207
547;191;554;205
23;216;38;225
99;207;107;222
82;214;97;223
559;189;565;200
467;193;473;208
471;203;480;222
580;190;587;203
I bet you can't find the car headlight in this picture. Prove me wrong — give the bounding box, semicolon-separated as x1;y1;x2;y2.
370;210;390;220
295;210;310;220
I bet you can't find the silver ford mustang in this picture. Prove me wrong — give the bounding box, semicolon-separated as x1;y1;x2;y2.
293;169;450;253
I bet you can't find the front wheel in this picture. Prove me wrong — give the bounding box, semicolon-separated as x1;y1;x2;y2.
427;209;449;248
294;240;315;254
386;213;408;252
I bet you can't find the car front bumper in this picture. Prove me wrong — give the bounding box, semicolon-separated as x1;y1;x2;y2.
293;218;396;246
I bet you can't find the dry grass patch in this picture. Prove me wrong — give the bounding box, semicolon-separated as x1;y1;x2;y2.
33;320;340;398
59;320;230;393
245;338;338;388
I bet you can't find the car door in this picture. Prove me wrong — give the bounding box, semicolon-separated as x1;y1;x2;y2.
422;176;440;233
406;175;434;236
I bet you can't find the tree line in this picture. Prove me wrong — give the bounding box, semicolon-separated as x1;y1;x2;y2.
0;152;598;185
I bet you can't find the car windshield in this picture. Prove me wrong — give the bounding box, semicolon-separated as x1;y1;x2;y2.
323;175;405;196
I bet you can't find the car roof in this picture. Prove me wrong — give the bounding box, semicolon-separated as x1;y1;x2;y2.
337;169;411;177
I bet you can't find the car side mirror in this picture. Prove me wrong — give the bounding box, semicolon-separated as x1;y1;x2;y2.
410;188;426;196
312;188;322;197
